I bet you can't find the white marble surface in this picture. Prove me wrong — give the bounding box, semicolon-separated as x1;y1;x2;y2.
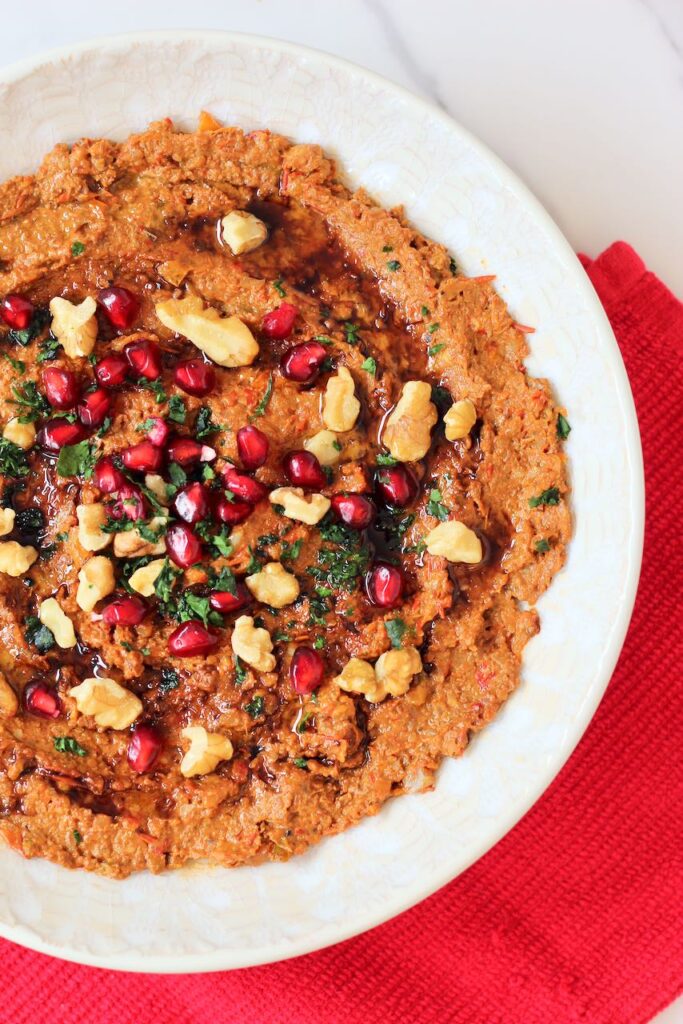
1;2;679;1017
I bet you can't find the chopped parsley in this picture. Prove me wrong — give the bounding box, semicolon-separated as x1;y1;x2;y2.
343;322;360;345
154;559;183;606
167;462;187;492
385;618;407;649
314;334;333;346
210;526;234;558
7;307;49;347
234;656;247;684
10;380;50;422
313;636;326;650
0;438;29;478
428;343;445;357
167;395;186;424
73;829;83;845
386;259;401;272
244;695;265;718
421;305;430;318
535;538;551;553
529;487;561;509
273;277;286;298
280;538;302;563
557;414;571;440
309;516;370;592
36;336;62;363
426;488;449;521
382;245;394;253
376;452;398;467
427;322;440;334
249;373;273;421
296;710;312;734
211;565;238;595
195;405;222;438
54;736;87;756
159;667;180;693
70;241;86;257
293;757;308;769
360;356;377;376
375;507;415;551
56;441;96;480
3;351;25;374
140;378;167;404
25;616;55;653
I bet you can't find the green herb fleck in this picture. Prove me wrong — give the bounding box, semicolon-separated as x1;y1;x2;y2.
167;395;186;424
70;241;85;257
73;829;83;845
343;322;360;346
167;462;187;492
280;538;302;563
54;736;87;756
7;307;50;348
376;453;398;467
386;259;401;272
234;656;247;684
382;245;393;253
427;322;440;334
56;441;96;480
250;374;274;421
140;378;167;404
195;405;222;438
557;414;571;440
385;618;407;649
210;526;233;558
449;257;457;274
313;636;326;650
293;757;308;769
314;334;333;346
426;488;449;521
10;380;49;422
535;538;551;553
0;437;29;478
159;667;180;693
244;695;265;718
296;710;312;734
36;336;62;363
428;343;445;357
25;616;54;653
3;351;25;374
529;487;561;509
361;356;377;376
273;277;286;298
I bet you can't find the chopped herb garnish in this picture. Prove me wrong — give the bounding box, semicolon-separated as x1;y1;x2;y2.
140;378;167;403
97;416;112;438
36;336;62;363
245;547;262;574
343;322;360;345
428;343;445;357
9;380;49;422
3;351;25;374
70;241;85;257
535;538;551;553
159;666;180;693
426;488;449;521
210;526;233;558
154;558;183;606
54;736;87;756
313;334;333;346
0;437;29;478
7;307;49;348
234;656;247;684
244;695;265;718
421;306;430;318
313;636;326;650
195;405;222;438
382;245;393;253
25;615;54;653
167;462;187;493
361;356;377;376
273;277;286;298
167;395;186;424
249;373;274;421
529;487;561;509
296;710;312;734
280;538;302;563
427;322;440;334
202;463;216;482
73;829;83;845
331;439;342;452
386;259;401;272
449;257;457;274
376;452;398;467
56;441;96;480
309;516;371;592
557;414;571;440
385;618;407;649
293;757;308;769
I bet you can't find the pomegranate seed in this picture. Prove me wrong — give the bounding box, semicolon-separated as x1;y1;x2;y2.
122;440;164;474
290;646;324;695
37;419;88;453
331;494;375;530
77;388;111;428
93;455;126;493
165;523;203;568
1;293;34;331
237;425;269;470
366;563;404;608
376;464;418;507
97;286;140;330
127;723;162;774
215;495;254;525
167;438;215;470
95;352;129;389
222;465;268;504
124;338;161;380
284;450;327;490
102;595;148;626
145;417;170;447
23;679;61;719
280;341;328;383
209;582;252;615
174;359;215;397
42;367;80;409
108;484;147;521
168;620;218;658
174;482;210;524
262;301;298;340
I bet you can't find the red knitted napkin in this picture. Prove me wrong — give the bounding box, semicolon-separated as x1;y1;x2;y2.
2;243;681;1024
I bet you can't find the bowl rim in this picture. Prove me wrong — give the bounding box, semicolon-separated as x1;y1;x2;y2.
0;28;644;973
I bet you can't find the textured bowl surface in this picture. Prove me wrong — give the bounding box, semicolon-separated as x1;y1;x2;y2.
0;31;643;972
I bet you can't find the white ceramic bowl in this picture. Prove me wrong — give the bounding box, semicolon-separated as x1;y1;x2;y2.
0;31;643;972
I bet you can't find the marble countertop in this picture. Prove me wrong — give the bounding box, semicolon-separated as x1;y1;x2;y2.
1;2;681;1018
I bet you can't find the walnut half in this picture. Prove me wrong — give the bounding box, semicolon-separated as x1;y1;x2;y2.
70;677;142;730
180;726;234;778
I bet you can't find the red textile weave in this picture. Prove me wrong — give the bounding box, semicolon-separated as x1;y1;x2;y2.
1;243;681;1024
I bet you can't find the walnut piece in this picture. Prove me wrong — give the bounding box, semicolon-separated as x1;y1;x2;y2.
335;648;422;703
112;517;167;558
155;295;259;368
269;486;330;525
220;210;268;255
246;561;300;608
76;556;116;612
128;558;166;597
444;399;477;441
303;429;341;466
322;366;360;432
3;417;36;449
76;504;112;552
39;598;77;649
180;726;234;778
384;381;437;462
425;520;483;563
0;672;18;717
144;474;170;506
0;508;15;537
334;658;385;703
70;677;142;730
0;541;38;577
49;296;98;359
231;615;276;672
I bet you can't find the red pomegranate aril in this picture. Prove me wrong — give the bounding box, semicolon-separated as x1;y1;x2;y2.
109;484;147;521
174;482;211;524
168;620;218;658
37;418;88;453
102;595;148;627
331;494;375;530
284;450;327;490
290;646;325;696
174;358;215;397
222;465;268;504
124;338;162;380
237;425;269;470
166;523;203;568
366;563;404;608
42;367;80;409
93;455;126;493
376;464;418;507
262;301;298;340
122;440;164;474
280;341;328;383
145;417;170;447
97;286;140;330
167;438;215;470
95;353;129;388
1;293;34;330
209;583;252;615
77;388;112;428
23;680;61;720
127;723;162;774
215;495;254;525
